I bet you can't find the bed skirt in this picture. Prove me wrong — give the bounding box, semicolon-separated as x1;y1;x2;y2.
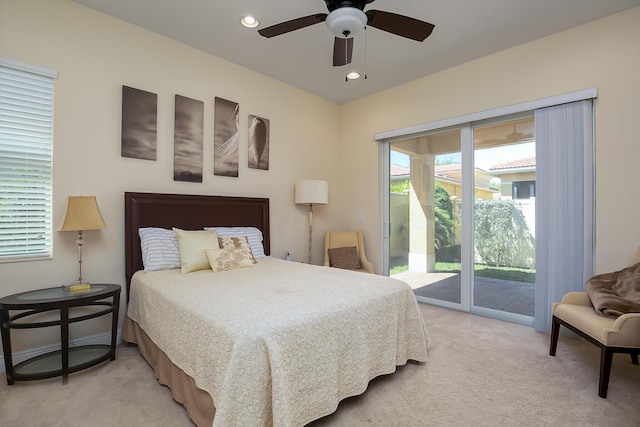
122;315;215;427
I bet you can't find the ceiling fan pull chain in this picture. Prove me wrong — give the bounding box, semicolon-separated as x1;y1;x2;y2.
364;26;368;79
344;30;349;65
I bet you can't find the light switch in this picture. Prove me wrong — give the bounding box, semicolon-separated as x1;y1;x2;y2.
358;213;365;222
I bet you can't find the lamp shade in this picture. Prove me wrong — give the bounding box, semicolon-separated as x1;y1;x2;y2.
295;180;328;205
58;196;107;231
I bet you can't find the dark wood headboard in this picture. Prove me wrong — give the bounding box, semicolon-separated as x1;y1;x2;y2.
124;192;270;296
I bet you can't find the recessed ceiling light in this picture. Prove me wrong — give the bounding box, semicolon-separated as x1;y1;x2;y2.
346;72;360;80
241;16;259;28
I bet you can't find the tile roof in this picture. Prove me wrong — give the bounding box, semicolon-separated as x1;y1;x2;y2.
489;156;536;171
391;163;466;177
390;164;410;176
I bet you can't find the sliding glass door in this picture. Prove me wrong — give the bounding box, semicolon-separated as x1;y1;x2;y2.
472;118;536;320
386;115;536;324
389;128;464;308
380;90;594;330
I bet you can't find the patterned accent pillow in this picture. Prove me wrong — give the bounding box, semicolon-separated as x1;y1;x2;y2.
328;246;361;270
218;236;256;263
173;228;219;273
206;248;254;272
204;227;266;259
139;227;181;271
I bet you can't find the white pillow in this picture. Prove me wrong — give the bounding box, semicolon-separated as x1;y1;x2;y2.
204;226;266;259
173;228;219;273
138;227;181;272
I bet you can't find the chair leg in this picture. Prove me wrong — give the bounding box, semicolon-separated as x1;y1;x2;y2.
549;316;560;356
599;347;613;398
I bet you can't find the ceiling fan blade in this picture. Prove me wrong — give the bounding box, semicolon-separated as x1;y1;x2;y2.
366;10;435;42
258;13;327;38
333;37;353;66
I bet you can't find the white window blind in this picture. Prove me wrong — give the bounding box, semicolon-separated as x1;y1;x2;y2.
0;58;56;261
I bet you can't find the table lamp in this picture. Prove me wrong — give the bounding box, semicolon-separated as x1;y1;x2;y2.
58;196;106;287
295;180;328;264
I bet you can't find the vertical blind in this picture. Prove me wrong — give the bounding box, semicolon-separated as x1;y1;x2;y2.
0;58;56;260
534;99;594;332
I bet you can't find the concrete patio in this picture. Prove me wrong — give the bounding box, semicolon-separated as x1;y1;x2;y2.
392;271;535;317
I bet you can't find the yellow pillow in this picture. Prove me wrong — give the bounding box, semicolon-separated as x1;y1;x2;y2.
173;228;219;273
206;247;254;272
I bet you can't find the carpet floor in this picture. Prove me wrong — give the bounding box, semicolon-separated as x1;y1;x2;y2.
1;304;639;426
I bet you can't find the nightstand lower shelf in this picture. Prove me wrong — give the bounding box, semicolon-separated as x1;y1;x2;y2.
13;344;113;381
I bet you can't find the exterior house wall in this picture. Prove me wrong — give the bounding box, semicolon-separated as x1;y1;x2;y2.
498;171;537;198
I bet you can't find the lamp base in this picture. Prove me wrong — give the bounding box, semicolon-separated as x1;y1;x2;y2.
63;282;91;293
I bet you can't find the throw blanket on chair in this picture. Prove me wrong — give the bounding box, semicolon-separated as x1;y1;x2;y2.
586;262;640;318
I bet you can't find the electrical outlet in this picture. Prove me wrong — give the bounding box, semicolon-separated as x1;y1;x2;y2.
358;213;365;222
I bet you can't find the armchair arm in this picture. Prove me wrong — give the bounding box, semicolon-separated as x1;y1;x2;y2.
359;257;374;274
356;231;374;273
604;313;640;347
561;291;592;306
323;232;331;267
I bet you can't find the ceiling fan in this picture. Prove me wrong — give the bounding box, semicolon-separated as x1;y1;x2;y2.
258;0;435;67
503;124;534;143
479;124;535;146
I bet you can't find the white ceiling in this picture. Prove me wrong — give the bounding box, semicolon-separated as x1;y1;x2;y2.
74;0;640;105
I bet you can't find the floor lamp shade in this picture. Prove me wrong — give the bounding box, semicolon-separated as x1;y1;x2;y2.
294;180;329;205
295;180;328;264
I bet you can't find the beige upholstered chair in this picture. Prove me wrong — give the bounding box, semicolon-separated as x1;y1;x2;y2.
323;231;374;273
549;248;640;398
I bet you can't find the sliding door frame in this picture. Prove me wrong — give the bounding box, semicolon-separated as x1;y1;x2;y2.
378;88;597;325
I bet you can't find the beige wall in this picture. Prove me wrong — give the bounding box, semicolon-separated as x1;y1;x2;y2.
2;1;639;352
337;7;640;277
0;0;340;351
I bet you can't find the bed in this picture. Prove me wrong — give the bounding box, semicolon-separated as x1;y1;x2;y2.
122;192;430;427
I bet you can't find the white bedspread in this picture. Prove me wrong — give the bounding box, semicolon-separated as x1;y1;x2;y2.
127;258;429;427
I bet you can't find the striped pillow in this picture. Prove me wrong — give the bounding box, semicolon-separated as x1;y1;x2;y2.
204;226;266;259
173;228;219;273
138;228;181;271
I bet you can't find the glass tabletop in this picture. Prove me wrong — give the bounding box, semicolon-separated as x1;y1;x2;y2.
0;284;119;306
16;285;109;301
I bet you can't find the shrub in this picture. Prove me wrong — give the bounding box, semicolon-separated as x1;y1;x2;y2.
474;199;535;268
434;182;456;250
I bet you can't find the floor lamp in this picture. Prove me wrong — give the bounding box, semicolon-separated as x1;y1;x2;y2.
295;180;328;264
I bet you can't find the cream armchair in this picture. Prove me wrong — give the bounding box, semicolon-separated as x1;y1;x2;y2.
549;249;640;398
323;231;374;273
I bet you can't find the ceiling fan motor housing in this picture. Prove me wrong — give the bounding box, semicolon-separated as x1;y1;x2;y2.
325;7;368;38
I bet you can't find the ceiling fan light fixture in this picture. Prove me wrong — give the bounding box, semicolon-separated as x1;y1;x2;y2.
325;7;367;38
241;16;259;28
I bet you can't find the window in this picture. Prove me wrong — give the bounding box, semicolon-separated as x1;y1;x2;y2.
512;180;535;199
0;58;57;261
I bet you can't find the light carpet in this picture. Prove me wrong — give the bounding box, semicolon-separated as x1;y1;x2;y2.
1;304;639;426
